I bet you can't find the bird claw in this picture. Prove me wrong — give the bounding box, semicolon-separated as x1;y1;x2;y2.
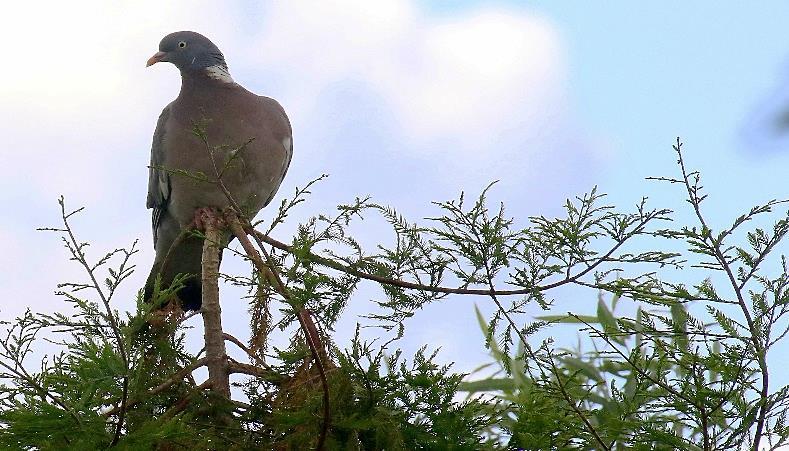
192;207;217;231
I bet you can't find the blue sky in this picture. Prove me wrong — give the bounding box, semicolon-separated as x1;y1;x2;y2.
3;1;789;382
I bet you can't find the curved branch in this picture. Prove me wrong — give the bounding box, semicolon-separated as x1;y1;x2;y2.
223;332;271;370
226;212;330;451
102;357;207;417
250;223;646;297
227;359;272;378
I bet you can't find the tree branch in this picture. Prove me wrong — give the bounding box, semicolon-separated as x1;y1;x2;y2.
200;208;230;398
673;138;769;448
223;332;271;370
249;226;641;297
227;359;272;378
225;211;330;451
102;357;207;417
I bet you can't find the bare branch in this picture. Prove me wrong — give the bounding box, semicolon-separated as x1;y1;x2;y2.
200;208;230;398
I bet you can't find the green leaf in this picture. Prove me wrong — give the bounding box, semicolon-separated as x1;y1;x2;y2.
597;298;624;345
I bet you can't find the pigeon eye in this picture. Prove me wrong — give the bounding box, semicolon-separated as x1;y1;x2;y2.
178;41;187;48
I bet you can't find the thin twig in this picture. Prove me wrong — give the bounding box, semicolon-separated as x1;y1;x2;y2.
51;198;129;444
223;332;271;369
0;357;82;425
226;212;330;450
477;223;608;450
673;138;769;448
102;357;208;417
250;225;643;297
161;380;213;421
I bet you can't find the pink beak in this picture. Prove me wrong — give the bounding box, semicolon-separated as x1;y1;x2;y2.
146;51;167;67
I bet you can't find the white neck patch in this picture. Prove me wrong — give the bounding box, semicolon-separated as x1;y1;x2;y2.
204;65;234;83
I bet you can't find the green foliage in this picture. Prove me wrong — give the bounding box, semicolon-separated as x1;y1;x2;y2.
2;139;789;449
253;328;494;450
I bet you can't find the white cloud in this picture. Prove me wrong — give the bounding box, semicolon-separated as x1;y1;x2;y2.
253;2;567;149
397;11;564;141
240;1;602;201
0;1;600;373
1;1;583;197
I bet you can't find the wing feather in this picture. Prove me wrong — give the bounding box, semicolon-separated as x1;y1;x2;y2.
147;106;172;247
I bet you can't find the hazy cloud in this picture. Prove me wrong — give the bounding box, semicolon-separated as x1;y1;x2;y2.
0;1;601;366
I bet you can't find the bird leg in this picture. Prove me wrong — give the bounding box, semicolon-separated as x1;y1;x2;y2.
191;206;217;231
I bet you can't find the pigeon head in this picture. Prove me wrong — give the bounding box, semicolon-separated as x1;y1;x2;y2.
147;31;232;81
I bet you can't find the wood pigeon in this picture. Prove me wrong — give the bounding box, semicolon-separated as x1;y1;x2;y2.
143;31;292;310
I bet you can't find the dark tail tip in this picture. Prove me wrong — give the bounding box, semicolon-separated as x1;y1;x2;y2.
178;278;202;311
144;273;202;311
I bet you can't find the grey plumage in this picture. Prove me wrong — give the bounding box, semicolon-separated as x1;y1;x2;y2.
144;31;292;310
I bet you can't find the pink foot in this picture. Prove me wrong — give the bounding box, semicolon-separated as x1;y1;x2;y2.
192;207;216;231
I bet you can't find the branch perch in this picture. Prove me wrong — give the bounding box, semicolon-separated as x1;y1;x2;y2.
200;208;230;398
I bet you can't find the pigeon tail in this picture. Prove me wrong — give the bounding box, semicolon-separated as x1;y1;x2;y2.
144;234;206;311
